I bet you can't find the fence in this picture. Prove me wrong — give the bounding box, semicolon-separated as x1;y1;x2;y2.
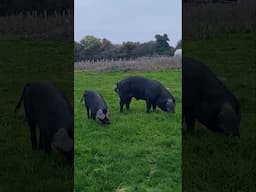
0;10;73;40
74;56;181;72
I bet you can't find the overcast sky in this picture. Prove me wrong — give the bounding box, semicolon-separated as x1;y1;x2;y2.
75;0;181;46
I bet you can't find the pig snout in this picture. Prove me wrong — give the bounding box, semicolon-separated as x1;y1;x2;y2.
166;99;175;113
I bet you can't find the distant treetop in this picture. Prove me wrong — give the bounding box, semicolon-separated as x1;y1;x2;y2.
75;34;181;62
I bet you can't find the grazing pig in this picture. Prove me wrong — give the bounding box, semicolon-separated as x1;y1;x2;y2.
115;76;175;113
81;90;110;124
15;81;74;162
182;57;241;136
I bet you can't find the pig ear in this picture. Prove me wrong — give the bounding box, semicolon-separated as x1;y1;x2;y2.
167;98;173;104
218;76;227;83
96;109;105;120
52;128;73;152
220;103;233;113
106;112;110;119
217;103;237;126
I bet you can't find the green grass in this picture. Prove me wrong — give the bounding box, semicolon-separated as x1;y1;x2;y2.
74;70;182;192
0;41;73;191
183;32;256;192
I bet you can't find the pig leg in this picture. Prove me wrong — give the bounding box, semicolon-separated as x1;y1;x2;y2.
92;113;96;120
184;109;195;132
86;105;90;119
186;116;195;131
42;131;52;153
126;97;132;110
146;100;152;113
120;99;125;112
152;102;157;111
28;120;37;150
182;108;184;124
39;122;46;150
39;131;43;150
39;130;46;151
44;137;52;153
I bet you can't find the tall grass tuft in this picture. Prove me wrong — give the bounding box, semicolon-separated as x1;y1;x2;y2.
183;1;256;39
74;56;181;72
0;12;73;40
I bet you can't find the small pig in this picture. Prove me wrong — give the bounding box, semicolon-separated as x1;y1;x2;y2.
182;57;241;136
81;90;110;124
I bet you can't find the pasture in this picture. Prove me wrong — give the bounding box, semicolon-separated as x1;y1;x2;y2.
183;32;256;192
0;41;73;191
74;70;182;191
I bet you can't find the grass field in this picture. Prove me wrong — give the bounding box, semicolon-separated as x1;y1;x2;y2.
183;32;256;192
0;41;73;191
2;33;254;191
74;70;181;191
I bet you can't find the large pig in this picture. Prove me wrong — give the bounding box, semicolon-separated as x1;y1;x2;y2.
15;81;74;161
115;76;175;113
182;57;241;136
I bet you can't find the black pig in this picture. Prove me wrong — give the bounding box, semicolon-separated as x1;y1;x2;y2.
115;76;175;113
182;57;241;136
15;81;74;162
81;90;110;124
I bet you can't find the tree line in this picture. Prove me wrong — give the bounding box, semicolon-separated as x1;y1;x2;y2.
75;34;182;62
0;0;73;16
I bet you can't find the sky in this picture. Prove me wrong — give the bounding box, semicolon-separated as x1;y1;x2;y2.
75;0;181;47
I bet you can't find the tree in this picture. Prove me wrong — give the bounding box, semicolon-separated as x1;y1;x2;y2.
132;41;156;57
100;38;112;51
100;38;116;59
155;33;171;55
74;41;85;62
80;35;101;51
80;35;101;60
74;33;175;61
120;41;139;59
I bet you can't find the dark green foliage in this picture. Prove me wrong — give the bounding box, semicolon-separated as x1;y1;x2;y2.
80;35;102;61
155;34;171;55
120;41;139;59
132;41;157;57
74;34;178;62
